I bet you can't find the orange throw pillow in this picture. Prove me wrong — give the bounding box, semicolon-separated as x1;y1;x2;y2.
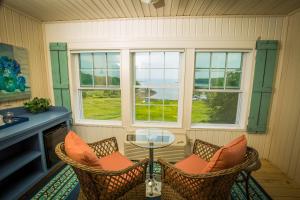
202;135;247;172
97;152;137;193
98;151;134;171
175;154;208;174
64;131;100;167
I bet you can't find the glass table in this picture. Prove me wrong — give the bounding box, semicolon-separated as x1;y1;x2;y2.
128;128;175;197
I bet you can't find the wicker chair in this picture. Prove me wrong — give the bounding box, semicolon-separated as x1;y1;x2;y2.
158;139;259;200
55;137;149;200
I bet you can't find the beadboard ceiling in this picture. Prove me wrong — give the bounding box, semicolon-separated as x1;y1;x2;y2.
3;0;300;22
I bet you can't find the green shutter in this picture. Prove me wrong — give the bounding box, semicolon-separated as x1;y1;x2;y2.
247;40;278;133
49;42;71;111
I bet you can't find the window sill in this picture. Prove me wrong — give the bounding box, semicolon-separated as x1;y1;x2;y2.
74;119;122;127
132;122;182;129
190;123;246;132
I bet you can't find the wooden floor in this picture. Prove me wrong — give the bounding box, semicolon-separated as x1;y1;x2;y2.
252;159;300;200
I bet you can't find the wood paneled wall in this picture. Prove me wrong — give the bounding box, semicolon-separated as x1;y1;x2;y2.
45;16;285;43
268;11;300;184
0;6;49;109
45;15;288;162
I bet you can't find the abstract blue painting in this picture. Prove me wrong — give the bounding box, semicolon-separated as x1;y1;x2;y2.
0;43;31;102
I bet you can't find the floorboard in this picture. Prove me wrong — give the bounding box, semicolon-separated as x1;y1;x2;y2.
253;159;300;200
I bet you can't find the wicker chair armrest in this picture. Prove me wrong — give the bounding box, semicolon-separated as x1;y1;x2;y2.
158;158;242;199
88;137;119;158
158;158;207;179
91;158;149;195
158;158;215;198
192;139;220;161
98;158;149;177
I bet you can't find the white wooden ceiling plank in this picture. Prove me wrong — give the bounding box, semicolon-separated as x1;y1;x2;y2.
4;0;300;21
272;0;300;14
269;0;288;12
98;0;119;18
40;0;76;21
224;0;251;15
108;0;126;18
83;0;107;19
197;0;215;16
203;0;222;15
190;0;205;16
75;1;100;19
60;0;92;20
170;0;181;16
183;0;197;16
149;3;158;17
250;0;277;14
163;0;172;16
115;0;133;18
131;0;145;17
208;0;236;15
141;3;151;17
89;0;113;18
176;0;189;16
58;0;91;20
123;0;138;18
65;0;95;20
157;7;164;17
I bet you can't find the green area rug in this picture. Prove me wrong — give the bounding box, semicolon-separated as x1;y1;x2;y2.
31;165;272;200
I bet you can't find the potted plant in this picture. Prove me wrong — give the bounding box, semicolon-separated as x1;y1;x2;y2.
24;97;51;113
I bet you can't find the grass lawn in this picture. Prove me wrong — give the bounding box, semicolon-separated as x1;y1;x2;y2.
191;100;212;123
135;104;178;122
82;96;121;120
82;94;212;123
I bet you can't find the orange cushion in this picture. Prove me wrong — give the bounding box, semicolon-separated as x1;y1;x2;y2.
175;154;208;174
64;131;100;167
98;151;134;171
203;135;247;172
98;152;138;193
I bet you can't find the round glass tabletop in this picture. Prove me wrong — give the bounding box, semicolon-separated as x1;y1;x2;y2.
128;128;175;149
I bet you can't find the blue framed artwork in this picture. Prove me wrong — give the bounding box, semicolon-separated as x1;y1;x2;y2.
0;43;31;102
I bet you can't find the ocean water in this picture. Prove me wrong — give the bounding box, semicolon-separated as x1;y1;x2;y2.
136;79;179;100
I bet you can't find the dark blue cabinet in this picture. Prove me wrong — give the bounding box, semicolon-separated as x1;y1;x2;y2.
0;106;71;200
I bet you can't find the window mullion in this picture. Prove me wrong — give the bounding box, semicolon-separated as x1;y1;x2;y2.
92;53;95;87
224;52;228;90
105;53;108;88
163;52;166;122
148;52;151;122
209;52;212;90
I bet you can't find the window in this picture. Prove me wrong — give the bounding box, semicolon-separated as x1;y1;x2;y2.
192;52;244;125
133;51;183;124
76;52;121;121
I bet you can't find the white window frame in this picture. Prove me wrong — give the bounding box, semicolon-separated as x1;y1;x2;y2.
191;50;254;130
131;49;185;128
71;50;122;126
